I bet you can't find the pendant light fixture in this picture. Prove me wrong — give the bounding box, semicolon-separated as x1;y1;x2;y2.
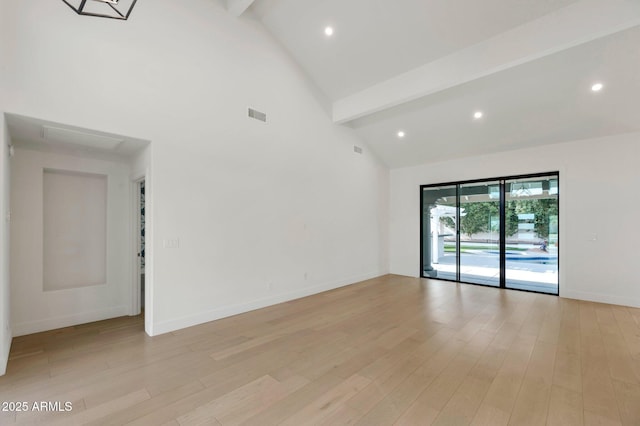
62;0;138;20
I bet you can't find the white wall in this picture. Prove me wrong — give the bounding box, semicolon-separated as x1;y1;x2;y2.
131;145;150;180
10;148;132;335
390;132;640;308
1;0;389;336
0;116;12;375
0;0;12;373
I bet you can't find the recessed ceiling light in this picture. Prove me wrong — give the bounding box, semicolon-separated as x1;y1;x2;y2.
324;26;334;36
591;83;604;92
473;111;484;120
397;130;406;138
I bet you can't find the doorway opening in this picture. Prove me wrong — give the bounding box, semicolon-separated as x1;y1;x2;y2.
4;113;152;337
136;178;146;315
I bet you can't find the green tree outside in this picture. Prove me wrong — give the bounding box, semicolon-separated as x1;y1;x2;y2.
459;202;498;238
434;198;557;240
512;199;558;239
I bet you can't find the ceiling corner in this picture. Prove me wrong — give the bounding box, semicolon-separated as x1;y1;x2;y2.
225;0;256;17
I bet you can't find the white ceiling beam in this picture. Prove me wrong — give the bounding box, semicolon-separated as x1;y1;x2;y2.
333;0;640;124
226;0;256;17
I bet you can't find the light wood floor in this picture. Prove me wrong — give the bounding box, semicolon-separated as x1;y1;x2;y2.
1;275;639;425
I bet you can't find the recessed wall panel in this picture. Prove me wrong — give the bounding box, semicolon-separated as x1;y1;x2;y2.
43;169;107;291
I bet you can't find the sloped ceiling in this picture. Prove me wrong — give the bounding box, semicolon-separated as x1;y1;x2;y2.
251;0;581;99
239;0;640;167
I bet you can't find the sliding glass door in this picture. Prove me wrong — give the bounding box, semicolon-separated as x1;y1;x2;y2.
459;181;501;286
420;173;559;295
505;176;559;294
422;185;458;280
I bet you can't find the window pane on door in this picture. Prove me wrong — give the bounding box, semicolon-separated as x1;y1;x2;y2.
422;185;457;281
505;176;559;294
458;181;501;287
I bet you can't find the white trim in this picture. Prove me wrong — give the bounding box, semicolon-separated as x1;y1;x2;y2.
562;290;640;309
153;271;387;336
12;305;130;337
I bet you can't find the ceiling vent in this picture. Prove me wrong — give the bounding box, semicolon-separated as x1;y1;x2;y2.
248;108;267;123
42;126;124;150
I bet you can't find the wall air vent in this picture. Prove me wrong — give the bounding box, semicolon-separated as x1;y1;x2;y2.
248;108;267;123
354;146;363;154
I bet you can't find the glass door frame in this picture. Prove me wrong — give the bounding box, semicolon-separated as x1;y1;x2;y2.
420;171;559;296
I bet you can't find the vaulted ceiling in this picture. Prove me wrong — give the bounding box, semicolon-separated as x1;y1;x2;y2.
231;0;640;167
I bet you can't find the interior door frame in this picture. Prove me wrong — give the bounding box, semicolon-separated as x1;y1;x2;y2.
129;170;148;322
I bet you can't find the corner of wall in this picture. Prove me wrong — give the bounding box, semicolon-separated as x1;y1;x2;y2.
0;112;11;376
0;331;10;375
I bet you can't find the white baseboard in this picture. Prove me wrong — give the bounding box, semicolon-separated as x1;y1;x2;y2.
0;330;11;376
12;305;130;337
153;271;386;336
561;289;640;308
